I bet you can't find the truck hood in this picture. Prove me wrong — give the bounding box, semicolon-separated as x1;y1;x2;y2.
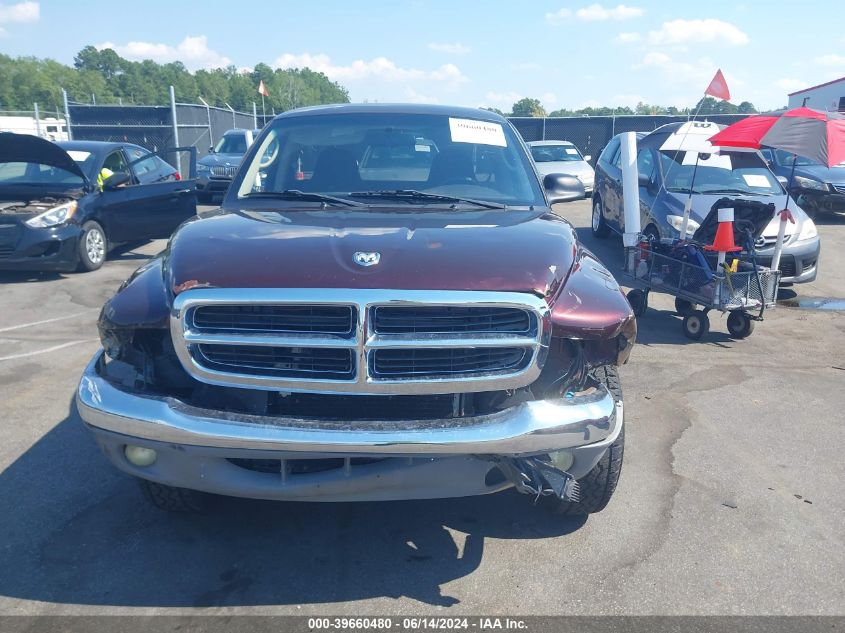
166;208;577;301
199;152;244;168
0;132;87;184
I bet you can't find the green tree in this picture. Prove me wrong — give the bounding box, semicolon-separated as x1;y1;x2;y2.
511;97;547;117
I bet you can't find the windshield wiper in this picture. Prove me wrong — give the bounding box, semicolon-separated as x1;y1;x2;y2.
705;188;756;195
243;190;365;207
348;189;507;210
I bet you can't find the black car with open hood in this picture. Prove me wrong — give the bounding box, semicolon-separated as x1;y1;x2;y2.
0;133;197;272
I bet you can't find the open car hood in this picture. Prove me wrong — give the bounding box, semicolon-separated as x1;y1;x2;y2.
0;133;88;184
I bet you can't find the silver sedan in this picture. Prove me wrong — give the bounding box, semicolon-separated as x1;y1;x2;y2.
528;140;595;195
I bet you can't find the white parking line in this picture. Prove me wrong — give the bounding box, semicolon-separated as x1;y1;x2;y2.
0;310;97;333
0;339;98;362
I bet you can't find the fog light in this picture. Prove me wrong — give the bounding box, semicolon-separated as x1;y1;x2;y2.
125;445;157;467
548;449;574;472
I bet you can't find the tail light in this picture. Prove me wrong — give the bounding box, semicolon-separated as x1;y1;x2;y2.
174;172;182;181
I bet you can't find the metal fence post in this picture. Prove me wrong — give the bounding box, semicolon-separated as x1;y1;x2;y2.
253;102;258;129
542;117;546;140
62;89;73;140
169;85;182;175
33;102;41;138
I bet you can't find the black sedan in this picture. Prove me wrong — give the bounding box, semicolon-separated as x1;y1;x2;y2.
0;134;196;272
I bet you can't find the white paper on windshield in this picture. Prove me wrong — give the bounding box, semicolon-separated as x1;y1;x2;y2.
565;148;579;155
66;150;91;162
415;144;431;152
449;118;507;147
742;174;770;187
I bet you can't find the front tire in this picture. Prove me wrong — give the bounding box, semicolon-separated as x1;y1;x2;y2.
77;221;107;271
591;197;610;238
627;288;648;317
682;310;710;340
551;365;624;516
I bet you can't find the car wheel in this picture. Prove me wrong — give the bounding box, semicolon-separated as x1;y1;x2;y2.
551;365;624;516
139;479;209;512
726;311;755;338
591;197;610;238
77;221;107;271
675;298;695;315
682;310;710;340
626;289;648;317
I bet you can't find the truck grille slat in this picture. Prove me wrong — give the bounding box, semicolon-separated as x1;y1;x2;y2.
372;348;530;378
192;305;354;335
172;290;549;394
198;344;354;379
374;306;531;334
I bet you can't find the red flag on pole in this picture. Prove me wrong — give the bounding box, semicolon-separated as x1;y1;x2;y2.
705;69;731;101
258;80;270;97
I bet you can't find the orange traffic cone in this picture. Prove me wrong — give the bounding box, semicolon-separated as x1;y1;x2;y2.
704;207;742;254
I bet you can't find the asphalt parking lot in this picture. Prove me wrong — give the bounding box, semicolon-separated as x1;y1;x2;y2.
0;201;843;615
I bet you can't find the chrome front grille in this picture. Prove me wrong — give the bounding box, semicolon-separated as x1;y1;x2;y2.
171;289;550;394
210;165;238;178
833;184;845;195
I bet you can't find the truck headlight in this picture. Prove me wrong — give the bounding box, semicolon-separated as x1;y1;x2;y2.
666;214;700;237
793;176;829;192
25;201;78;228
798;218;818;241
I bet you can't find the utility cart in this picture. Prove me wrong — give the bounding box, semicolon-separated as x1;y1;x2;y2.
622;198;781;340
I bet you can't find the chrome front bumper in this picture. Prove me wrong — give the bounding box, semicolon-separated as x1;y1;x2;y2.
77;351;620;457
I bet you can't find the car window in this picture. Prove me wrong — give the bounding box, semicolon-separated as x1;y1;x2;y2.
658;150;782;195
611;145;623;169
103;150;128;174
600;138;620;165
0;161;83;186
530;145;582;162
236;112;546;207
126;147;173;182
215;134;248;154
637;149;655;181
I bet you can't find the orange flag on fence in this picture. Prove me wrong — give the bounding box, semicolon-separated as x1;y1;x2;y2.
705;69;731;101
258;80;270;97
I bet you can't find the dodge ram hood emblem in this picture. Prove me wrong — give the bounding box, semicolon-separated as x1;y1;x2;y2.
353;251;381;267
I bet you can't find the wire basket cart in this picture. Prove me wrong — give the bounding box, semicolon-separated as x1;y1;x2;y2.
623;240;781;340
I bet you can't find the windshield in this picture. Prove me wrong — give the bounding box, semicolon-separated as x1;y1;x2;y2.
659;150;782;196
235;112;546;208
0;161;85;188
530;144;583;163
215;134;248;155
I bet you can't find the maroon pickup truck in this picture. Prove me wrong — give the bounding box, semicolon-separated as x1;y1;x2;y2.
77;104;636;516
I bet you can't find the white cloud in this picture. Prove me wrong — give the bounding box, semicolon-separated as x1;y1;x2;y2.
484;91;522;106
0;0;38;35
273;53;468;85
547;4;642;24
427;42;470;55
647;19;749;46
610;93;645;108
96;35;232;70
405;87;440;104
815;54;845;66
615;31;641;43
545;8;572;23
541;92;558;106
635;52;743;92
576;4;644;21
776;78;808;92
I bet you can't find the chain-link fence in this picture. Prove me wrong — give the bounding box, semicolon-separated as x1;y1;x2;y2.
508;114;749;163
61;86;272;175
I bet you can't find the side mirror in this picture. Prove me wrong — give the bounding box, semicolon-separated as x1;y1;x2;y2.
583;155;592;163
544;173;585;205
638;173;652;188
776;175;789;186
103;172;131;190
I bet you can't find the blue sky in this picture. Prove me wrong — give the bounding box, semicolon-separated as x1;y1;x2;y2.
2;0;844;111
